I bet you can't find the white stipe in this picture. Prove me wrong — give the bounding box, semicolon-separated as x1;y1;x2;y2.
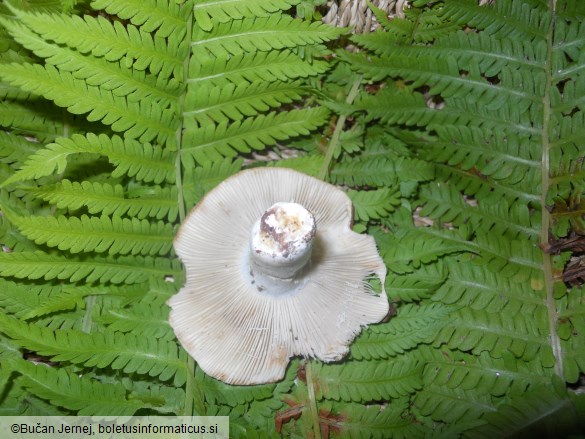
250;202;316;280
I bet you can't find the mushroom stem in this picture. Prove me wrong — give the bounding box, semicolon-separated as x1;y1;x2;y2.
250;202;316;280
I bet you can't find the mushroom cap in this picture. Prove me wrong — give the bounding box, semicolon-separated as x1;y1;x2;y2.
168;167;389;385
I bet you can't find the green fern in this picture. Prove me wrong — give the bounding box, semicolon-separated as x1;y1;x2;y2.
191;15;342;57
348;188;401;221
311;357;423;402
0;251;181;284
32;180;179;221
193;0;301;31
351;303;451;360
345;0;585;434
182;107;329;162
21;285;108;321
330;156;434;187
0;312;187;385
0;0;341;429
89;0;190;38
15;214;174;255
465;379;584;438
189;50;329;85
0;0;584;436
2;133;175;186
6;358;145;416
330;399;422;439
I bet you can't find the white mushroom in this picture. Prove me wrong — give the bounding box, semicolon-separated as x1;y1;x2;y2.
168;167;389;385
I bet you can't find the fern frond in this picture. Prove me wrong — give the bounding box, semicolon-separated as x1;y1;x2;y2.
433;260;546;315
193;0;301;31
438;98;539;136
558;288;585;383
0;190;44;251
333;400;421;439
345;52;538;112
0;387;67;416
15;214;174;256
32;180;179;221
418;182;540;241
330;157;434;187
442;0;549;40
7;358;145;416
348;188;401;221
0;131;39;165
0;278;58;318
188;50;328;87
191;15;343;57
365;1;395;33
0;214;39;253
373;228;472;274
0;313;187;385
182;107;329;163
466;381;580;438
182;157;242;206
184;80;306;125
312;357;423;402
435;164;541;206
355;29;542;72
123;378;185;415
0;16;181;107
425;126;541;199
90;0;190;38
241;363;296;420
2;134;175;187
472;232;543;280
0;251;181;284
10;8;185;77
268;155;324;178
0;64;177;143
351;303;451;360
550;197;585;237
415;225;542;282
355;85;429;126
414;383;496;424
0;100;68;142
386;263;446;302
200;373;277;407
21;285;107;321
436;308;555;365
549;157;585;204
99;301;172;340
419;347;553;397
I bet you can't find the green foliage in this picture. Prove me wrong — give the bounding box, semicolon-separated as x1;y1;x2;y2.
3;134;175;186
0;0;584;437
32;180;179;221
0;0;338;432
193;0;301;31
6;358;145;416
332;399;422;439
312;357;423;402
341;0;585;435
348;187;401;221
351;303;451;360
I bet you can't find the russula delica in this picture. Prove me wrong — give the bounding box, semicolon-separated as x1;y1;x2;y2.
168;168;389;385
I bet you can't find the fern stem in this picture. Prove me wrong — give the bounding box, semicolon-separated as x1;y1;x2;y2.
305;361;322;439
185;356;206;415
541;0;563;379
81;296;95;333
318;75;363;181
176;10;204;416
